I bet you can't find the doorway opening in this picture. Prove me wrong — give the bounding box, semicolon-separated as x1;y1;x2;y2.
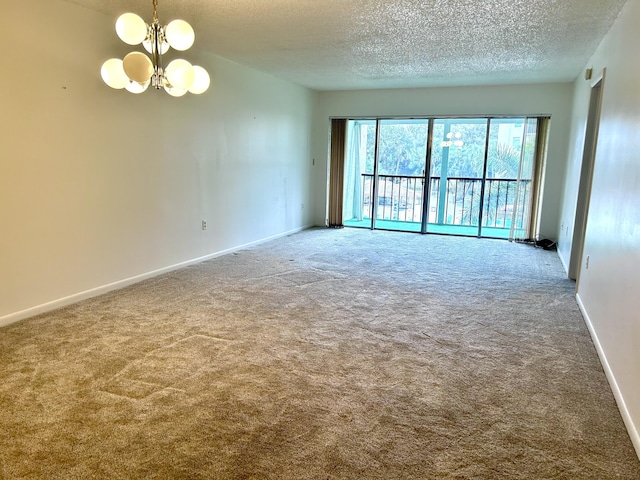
569;72;605;281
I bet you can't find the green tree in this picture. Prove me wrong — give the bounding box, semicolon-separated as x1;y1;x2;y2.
377;123;428;176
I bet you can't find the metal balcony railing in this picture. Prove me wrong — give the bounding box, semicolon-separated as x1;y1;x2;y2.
360;174;531;230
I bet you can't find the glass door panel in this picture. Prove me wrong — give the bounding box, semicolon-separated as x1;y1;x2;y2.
480;118;525;238
427;119;488;236
343;120;376;228
480;118;536;239
510;118;538;240
374;119;429;232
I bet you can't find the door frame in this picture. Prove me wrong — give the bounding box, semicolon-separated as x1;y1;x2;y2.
569;69;606;283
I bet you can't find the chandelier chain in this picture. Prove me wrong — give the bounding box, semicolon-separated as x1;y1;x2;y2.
153;0;159;23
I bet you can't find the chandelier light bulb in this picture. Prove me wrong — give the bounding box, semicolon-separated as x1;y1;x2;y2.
101;58;129;89
188;66;210;94
123;52;154;83
165;59;196;90
164;85;188;97
165;20;195;51
116;13;147;45
126;80;151;94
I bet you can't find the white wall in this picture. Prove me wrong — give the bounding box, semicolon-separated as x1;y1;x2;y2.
312;84;574;239
558;0;640;457
0;0;317;323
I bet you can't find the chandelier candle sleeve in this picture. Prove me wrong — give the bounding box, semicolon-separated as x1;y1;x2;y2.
100;0;210;96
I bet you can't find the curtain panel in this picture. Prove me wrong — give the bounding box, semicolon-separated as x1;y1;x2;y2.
328;119;347;227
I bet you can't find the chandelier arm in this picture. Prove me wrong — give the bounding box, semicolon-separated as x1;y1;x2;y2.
151;22;164;89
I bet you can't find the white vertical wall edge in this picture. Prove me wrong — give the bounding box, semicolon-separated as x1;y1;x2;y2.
576;293;640;461
557;249;570;277
0;226;313;329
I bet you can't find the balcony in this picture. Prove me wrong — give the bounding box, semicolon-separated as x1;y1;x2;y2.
344;174;531;239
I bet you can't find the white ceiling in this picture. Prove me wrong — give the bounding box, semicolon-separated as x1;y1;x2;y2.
65;0;628;91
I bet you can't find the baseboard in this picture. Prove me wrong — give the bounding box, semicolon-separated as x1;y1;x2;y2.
0;225;313;328
576;293;640;461
557;248;570;276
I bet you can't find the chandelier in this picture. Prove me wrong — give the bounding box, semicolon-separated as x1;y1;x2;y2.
100;0;210;97
441;132;464;148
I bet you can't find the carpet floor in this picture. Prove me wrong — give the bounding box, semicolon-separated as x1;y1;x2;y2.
1;228;639;479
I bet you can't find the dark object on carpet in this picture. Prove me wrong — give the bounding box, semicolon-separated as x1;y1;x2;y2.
535;238;557;250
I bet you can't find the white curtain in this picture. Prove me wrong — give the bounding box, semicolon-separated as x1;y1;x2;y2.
343;121;364;221
509;118;538;241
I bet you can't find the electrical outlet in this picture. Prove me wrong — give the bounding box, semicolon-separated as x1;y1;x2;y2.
301;203;305;210
585;255;590;269
202;220;207;231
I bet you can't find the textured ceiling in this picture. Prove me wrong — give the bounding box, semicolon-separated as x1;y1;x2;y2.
64;0;628;91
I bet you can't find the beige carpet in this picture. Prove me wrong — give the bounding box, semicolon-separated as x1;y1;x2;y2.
1;228;639;479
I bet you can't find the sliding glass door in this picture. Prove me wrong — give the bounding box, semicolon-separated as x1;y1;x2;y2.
343;120;376;228
427;119;488;236
375;119;428;232
480;118;536;239
341;116;542;240
343;119;428;232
